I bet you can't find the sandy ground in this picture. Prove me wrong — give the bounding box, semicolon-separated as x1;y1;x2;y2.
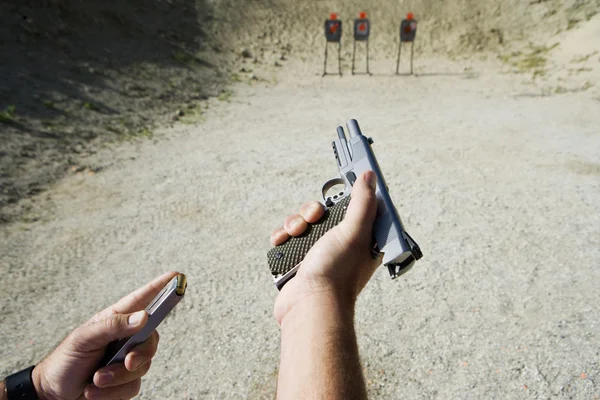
1;50;599;399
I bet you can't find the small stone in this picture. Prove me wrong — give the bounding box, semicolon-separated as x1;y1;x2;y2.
274;61;282;67
280;54;287;61
175;109;184;117
240;48;252;58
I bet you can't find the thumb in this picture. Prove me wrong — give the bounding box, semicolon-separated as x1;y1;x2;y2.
341;170;378;241
68;310;148;352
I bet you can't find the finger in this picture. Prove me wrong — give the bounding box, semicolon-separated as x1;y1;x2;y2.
124;330;159;372
341;171;378;242
70;310;149;352
270;227;290;246
84;377;141;400
93;271;180;321
93;360;152;389
299;201;325;224
283;213;307;237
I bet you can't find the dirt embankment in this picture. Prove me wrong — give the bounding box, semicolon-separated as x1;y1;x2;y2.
0;0;227;221
1;0;598;222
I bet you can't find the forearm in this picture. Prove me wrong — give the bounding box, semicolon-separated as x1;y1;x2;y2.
1;381;7;400
277;295;367;400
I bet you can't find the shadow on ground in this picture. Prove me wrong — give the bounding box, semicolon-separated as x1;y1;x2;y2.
0;0;230;221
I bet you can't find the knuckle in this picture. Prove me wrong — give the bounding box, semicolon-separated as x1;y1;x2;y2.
105;314;125;332
284;214;303;229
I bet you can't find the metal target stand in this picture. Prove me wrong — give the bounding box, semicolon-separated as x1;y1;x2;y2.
396;41;415;75
351;14;371;75
396;17;417;75
323;16;342;76
323;41;342;77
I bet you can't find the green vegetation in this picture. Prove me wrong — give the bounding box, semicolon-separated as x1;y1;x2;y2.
553;82;594;95
581;81;593;91
571;51;599;63
138;127;153;138
499;51;521;64
104;124;122;134
500;44;559;78
171;48;205;67
217;90;232;102
567;19;580;30
171;50;190;64
43;120;57;131
83;102;100;111
516;54;546;70
179;103;204;124
0;105;16;124
43;100;55;109
555;86;568;94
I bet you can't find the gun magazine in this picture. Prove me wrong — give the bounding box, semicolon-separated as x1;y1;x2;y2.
268;196;351;278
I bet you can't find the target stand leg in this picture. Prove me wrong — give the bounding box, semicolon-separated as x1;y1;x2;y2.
338;42;342;76
366;39;371;75
396;41;402;75
352;40;356;75
323;42;328;77
410;41;414;75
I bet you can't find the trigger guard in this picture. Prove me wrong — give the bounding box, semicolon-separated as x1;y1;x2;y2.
322;177;346;203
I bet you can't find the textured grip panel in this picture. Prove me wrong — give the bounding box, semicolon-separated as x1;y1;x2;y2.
268;196;351;277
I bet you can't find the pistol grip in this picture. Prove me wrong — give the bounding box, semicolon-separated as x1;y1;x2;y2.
267;196;351;287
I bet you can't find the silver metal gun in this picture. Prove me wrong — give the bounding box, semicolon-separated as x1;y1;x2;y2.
267;119;422;289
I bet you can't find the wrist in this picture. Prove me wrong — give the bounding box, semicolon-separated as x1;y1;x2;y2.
278;288;355;331
274;275;356;326
31;364;49;400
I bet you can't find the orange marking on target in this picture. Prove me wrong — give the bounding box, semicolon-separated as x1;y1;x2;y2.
359;11;367;19
407;12;415;20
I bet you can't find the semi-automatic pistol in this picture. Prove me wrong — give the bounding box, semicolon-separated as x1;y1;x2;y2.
267;119;422;290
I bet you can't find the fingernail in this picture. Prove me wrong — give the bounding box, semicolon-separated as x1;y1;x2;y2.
96;371;112;386
290;218;301;229
128;311;145;326
366;172;377;191
131;354;143;370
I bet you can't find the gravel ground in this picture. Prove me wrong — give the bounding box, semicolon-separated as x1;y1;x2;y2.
1;55;599;399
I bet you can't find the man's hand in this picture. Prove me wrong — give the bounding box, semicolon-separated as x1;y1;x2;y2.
30;271;179;400
270;171;379;400
271;170;381;324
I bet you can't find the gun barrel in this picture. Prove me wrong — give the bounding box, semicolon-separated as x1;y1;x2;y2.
346;119;363;138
